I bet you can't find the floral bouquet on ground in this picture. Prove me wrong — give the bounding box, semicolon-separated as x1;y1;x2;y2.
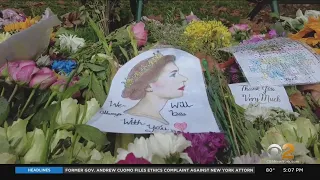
0;5;320;165
0;7;233;165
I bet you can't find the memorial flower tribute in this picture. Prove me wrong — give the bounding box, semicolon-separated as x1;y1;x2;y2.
0;3;319;165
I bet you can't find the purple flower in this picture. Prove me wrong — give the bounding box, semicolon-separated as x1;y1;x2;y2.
231;74;240;83
182;132;227;164
186;11;200;23
0;9;25;27
268;29;277;38
229;63;240;74
241;34;265;44
186;145;217;164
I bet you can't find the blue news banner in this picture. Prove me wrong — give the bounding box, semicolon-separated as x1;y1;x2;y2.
15;166;254;174
12;165;313;175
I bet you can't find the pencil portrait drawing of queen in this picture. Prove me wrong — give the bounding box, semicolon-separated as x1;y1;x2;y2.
121;52;188;125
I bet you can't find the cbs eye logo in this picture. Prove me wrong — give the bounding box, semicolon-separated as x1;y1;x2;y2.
267;143;295;160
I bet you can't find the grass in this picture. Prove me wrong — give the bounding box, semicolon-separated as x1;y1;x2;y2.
2;0;320;26
143;0;253;25
0;0;80;16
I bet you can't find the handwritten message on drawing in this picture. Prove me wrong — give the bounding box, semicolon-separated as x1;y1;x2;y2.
228;82;293;111
87;48;220;134
220;38;320;86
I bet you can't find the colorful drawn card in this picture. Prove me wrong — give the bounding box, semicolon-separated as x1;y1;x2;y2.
228;82;293;111
86;48;220;134
220;38;320;86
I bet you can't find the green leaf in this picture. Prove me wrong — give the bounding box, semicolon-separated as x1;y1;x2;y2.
0;128;10;153
0;97;9;126
97;71;106;80
91;73;106;106
55;27;76;36
76;75;90;89
54;124;75;131
49;150;71;164
77;63;84;74
62;84;81;99
314;143;320;159
30;104;57;128
270;12;280;19
85;63;105;72
116;14;120;22
34;90;50;109
296;24;304;31
75;124;108;146
119;46;130;61
79;5;85;12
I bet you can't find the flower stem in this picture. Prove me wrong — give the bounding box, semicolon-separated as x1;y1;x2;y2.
8;84;18;103
69;134;80;164
19;88;36;118
1;87;4;96
44;92;57;108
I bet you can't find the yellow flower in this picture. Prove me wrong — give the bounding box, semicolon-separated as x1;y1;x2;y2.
0;32;11;43
289;17;320;54
183;20;232;53
4;16;41;33
50;32;56;41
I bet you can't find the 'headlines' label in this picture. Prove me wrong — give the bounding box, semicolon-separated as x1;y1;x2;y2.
15;167;63;174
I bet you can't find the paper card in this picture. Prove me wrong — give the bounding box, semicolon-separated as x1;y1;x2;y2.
220;38;320;86
228;82;293;111
87;48;220;134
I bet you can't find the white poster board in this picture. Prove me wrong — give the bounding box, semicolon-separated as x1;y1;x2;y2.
220;38;320;86
87;48;220;134
228;82;293;111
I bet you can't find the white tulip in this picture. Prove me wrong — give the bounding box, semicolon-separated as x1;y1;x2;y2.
55;98;79;125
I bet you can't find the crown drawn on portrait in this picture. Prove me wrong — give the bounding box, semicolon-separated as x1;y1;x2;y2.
124;51;164;88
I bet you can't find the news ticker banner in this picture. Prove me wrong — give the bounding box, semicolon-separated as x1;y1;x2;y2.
15;167;254;174
12;166;311;175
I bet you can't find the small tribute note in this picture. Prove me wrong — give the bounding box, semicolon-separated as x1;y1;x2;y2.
228;82;293;111
86;48;220;134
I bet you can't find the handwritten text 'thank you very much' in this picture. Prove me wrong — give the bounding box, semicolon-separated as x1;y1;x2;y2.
240;85;281;103
228;82;293;111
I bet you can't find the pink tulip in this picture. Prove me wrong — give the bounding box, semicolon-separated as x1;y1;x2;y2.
0;62;16;77
132;22;148;47
229;24;250;34
7;60;39;85
186;12;199;23
29;67;58;90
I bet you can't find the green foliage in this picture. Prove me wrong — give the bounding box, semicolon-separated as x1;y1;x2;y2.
0;97;9;126
145;20;187;49
29;104;57;129
75;124;108;146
